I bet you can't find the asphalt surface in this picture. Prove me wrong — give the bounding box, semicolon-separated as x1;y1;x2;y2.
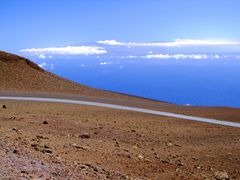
0;96;240;128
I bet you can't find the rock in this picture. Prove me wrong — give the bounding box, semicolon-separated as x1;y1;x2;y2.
31;143;52;154
115;141;120;147
71;143;89;150
2;105;6;109
167;142;173;147
12;127;18;131
133;145;138;149
85;164;99;172
71;143;81;148
13;149;18;154
192;157;198;160
161;159;170;164
21;170;28;174
177;162;184;166
174;143;181;147
127;155;132;159
120;175;128;180
214;171;229;180
36;135;49;139
44;149;52;154
79;133;90;139
43;121;48;124
137;154;144;160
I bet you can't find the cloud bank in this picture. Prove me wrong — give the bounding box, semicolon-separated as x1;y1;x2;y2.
21;46;107;58
20;39;240;60
97;39;240;47
144;54;209;60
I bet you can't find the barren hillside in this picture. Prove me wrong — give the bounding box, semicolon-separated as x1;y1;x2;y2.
0;50;154;102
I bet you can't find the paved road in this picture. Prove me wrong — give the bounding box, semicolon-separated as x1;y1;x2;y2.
1;96;240;128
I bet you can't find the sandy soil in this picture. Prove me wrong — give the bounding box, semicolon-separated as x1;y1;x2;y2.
0;100;239;179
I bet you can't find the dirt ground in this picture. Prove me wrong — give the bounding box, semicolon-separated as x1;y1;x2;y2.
0;100;239;179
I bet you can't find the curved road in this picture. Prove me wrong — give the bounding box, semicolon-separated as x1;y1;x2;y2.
0;96;240;128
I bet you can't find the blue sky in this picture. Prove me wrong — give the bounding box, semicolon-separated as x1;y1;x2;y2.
1;0;240;107
1;0;240;52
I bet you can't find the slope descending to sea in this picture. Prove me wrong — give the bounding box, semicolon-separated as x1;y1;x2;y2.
0;50;163;103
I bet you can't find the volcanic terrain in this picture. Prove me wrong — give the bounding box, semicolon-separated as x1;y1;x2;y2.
0;50;240;179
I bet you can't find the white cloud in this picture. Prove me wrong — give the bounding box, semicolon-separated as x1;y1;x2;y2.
99;61;113;65
38;62;55;70
126;55;138;58
38;54;46;59
97;40;125;46
145;54;209;60
21;46;107;57
97;39;240;47
114;54;219;60
38;62;47;68
214;54;220;59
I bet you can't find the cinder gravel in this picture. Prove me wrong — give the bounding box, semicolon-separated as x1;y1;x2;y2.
0;101;240;179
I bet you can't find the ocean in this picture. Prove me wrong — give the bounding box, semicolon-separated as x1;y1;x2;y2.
35;58;240;108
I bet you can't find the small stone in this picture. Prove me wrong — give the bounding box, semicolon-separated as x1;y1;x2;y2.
161;159;170;164
127;155;132;159
21;170;28;174
2;105;6;109
79;133;90;139
13;149;18;154
137;154;144;160
115;141;120;147
43;149;52;154
174;143;181;147
192;157;198;160
36;135;48;139
133;145;138;149
71;143;81;148
167;142;173;147
43;121;48;124
120;175;128;180
93;166;98;172
12;127;18;131
177;162;184;166
214;171;229;180
85;164;99;172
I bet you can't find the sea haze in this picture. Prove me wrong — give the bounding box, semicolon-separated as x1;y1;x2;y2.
32;57;240;108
